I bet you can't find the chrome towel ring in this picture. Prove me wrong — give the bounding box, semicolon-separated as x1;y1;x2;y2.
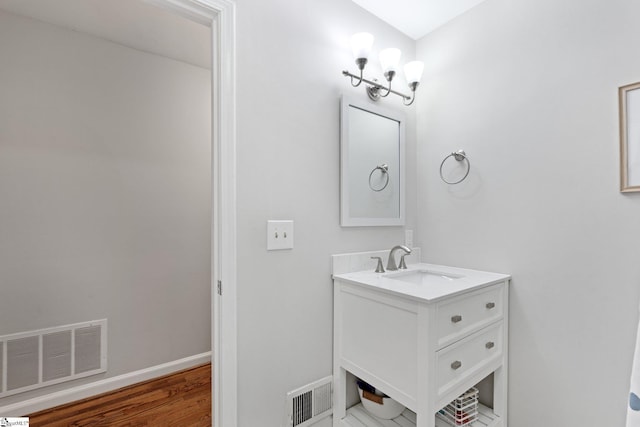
440;150;470;185
369;164;390;191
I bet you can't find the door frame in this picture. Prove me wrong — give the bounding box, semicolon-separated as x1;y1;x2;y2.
145;1;237;426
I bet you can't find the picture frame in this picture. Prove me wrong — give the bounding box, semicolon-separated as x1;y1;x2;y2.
619;81;640;192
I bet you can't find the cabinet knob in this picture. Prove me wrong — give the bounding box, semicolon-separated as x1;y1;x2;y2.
486;341;495;349
486;302;496;309
451;315;463;323
451;360;462;370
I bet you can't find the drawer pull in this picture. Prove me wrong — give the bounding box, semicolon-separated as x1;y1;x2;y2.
451;360;462;370
486;302;496;309
451;315;463;323
486;341;495;349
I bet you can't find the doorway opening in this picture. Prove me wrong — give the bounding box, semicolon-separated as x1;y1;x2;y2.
0;0;236;425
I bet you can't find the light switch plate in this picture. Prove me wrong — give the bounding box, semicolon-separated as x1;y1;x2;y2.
267;220;294;250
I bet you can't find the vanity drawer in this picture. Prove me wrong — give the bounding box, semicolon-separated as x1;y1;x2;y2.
435;322;503;399
435;284;504;348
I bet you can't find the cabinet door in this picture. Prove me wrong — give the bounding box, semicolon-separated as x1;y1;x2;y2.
339;286;420;406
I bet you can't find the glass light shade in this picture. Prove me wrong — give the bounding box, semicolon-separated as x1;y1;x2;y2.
404;61;424;85
379;48;401;73
350;32;374;60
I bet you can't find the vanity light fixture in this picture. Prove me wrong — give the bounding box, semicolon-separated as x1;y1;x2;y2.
342;32;423;106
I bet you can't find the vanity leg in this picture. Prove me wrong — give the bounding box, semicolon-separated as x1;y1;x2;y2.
333;367;346;426
333;282;345;427
493;365;507;420
494;284;509;424
416;305;436;427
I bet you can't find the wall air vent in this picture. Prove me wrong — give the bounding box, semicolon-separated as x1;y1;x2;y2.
286;376;332;427
0;320;107;398
292;390;312;426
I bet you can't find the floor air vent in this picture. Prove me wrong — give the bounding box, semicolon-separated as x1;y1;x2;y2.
0;319;107;398
287;376;332;427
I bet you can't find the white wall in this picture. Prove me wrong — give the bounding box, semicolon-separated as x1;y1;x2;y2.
415;0;640;425
234;0;418;425
0;10;211;405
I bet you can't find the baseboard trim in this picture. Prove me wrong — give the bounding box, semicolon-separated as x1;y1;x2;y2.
0;351;211;416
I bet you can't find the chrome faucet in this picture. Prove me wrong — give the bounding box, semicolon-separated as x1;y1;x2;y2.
386;245;411;271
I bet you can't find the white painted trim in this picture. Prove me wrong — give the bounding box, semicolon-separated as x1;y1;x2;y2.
0;352;211;417
143;0;217;26
210;2;238;427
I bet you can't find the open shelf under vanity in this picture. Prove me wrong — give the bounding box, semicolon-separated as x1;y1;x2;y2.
341;403;501;427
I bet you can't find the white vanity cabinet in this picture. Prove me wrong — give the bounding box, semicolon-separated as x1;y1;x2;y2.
332;263;510;427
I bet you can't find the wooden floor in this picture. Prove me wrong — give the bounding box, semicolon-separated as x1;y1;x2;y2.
28;363;211;427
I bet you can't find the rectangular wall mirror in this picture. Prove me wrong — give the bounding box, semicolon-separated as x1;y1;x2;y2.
340;95;405;226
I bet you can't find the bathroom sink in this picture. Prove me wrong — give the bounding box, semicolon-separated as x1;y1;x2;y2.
332;262;509;302
385;269;464;285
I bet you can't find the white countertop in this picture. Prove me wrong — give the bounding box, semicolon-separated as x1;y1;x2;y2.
333;263;510;303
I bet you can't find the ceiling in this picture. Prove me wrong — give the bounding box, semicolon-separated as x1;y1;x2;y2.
0;0;210;69
350;0;488;40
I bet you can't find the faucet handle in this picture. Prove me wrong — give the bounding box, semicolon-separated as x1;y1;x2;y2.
399;253;410;269
371;257;385;273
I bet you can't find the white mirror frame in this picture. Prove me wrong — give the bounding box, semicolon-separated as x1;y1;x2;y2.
340;95;406;227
